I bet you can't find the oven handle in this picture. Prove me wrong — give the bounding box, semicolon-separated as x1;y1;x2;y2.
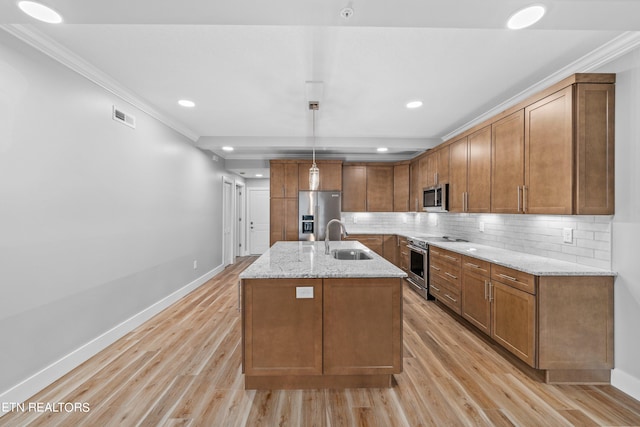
407;244;428;255
406;277;424;289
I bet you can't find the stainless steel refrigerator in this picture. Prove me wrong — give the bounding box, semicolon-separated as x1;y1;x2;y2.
298;191;342;241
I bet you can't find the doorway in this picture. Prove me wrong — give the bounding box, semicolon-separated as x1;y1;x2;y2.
235;182;246;257
222;177;234;267
247;188;270;254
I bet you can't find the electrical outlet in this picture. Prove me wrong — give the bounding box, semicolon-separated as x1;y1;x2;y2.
562;228;573;244
352;216;358;224
193;260;198;269
479;222;485;232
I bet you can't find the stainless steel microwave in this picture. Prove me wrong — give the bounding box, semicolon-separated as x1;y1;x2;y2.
423;184;448;212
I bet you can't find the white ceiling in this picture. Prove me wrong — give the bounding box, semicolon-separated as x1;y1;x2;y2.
2;0;639;176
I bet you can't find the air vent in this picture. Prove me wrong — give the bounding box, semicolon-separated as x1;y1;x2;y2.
112;105;136;129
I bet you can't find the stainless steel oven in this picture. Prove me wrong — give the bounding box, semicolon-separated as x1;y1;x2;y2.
406;237;434;300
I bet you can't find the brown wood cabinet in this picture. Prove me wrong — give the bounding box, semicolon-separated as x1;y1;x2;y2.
342;165;367;212
366;165;394;212
298;160;343;191
269;198;298;246
398;236;409;273
383;234;398;265
421;147;450;189
344;234;384;256
393;163;410;212
323;278;403;375
461;256;492;336
491;110;525;214
243;277;403;389
437;246;614;383
449;126;491;213
243;278;323;376
410;159;421;212
429;247;462;314
270;161;299;198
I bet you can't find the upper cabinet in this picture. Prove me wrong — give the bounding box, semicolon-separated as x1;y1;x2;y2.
444;73;615;216
342;164;394;212
449;126;491;213
270;161;299;198
393;163;410;212
491;111;525;214
420;147;450;189
410;158;421;212
298;160;343;191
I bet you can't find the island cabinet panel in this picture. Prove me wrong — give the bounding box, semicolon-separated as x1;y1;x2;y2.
323;278;403;375
491;110;525;214
243;279;323;376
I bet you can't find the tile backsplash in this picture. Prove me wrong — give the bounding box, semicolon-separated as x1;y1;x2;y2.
341;212;612;270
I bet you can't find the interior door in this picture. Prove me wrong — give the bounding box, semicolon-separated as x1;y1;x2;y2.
248;188;270;254
223;178;234;266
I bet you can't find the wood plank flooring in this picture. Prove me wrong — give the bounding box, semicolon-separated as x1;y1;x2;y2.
3;256;640;426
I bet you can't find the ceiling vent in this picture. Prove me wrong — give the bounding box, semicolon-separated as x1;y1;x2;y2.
112;105;136;129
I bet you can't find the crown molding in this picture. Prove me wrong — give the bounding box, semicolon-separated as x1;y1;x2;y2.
441;31;640;142
1;24;200;142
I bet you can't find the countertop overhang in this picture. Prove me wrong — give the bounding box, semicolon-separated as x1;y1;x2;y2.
239;241;407;279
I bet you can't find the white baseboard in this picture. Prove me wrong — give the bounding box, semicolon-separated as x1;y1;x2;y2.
0;264;224;414
612;368;640;402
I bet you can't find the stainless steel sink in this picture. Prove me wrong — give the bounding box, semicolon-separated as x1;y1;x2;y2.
331;249;373;260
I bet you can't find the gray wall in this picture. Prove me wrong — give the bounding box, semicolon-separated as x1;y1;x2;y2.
0;31;226;395
596;46;640;397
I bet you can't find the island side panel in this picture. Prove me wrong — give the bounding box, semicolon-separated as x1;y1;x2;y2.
243;278;323;376
323;277;403;375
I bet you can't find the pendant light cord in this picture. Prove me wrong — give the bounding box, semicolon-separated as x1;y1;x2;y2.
312;108;316;165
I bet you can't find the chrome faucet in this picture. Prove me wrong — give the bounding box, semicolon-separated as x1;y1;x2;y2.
325;219;348;254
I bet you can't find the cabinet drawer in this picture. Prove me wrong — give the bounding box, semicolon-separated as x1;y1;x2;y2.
430;247;462;265
462;256;491;275
431;276;461;314
430;259;461;289
491;264;536;295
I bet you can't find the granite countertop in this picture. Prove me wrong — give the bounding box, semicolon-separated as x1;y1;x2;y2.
239;241;407;279
424;240;615;276
343;229;615;277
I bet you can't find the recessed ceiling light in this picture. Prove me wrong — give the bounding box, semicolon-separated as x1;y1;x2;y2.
222;146;234;152
406;101;423;109
507;5;546;30
18;1;63;23
256;174;264;178
377;147;389;152
178;99;195;108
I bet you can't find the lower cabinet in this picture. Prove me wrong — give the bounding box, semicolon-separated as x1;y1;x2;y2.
447;247;614;383
242;277;402;389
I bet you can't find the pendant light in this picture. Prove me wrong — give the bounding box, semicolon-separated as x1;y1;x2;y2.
309;101;320;190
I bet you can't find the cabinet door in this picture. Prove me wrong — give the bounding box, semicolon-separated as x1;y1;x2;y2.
366;165;394;212
525;86;573;214
298;161;343;191
342;165;367;212
383;234;398;265
393;164;410;212
398;237;409;273
270;162;298;198
284;198;299;241
436;146;450;184
461;270;491;336
449;137;468;212
492;110;525;214
323;278;402;375
491;281;536;367
270;162;285;198
575;83;615;214
467;126;491;213
243;279;323;376
410;159;421;212
269;198;285;246
345;234;384;256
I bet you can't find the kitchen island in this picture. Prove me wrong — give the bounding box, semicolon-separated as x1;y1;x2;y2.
239;241;406;390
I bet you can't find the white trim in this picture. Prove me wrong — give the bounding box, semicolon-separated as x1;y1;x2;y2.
0;24;200;142
612;368;640;403
0;264;224;414
235;181;247;257
442;31;640;142
222;176;235;267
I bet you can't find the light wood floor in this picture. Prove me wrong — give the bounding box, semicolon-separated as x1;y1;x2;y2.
3;256;640;426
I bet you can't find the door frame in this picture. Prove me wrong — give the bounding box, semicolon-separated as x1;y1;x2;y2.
222;176;235;267
235;181;247;257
